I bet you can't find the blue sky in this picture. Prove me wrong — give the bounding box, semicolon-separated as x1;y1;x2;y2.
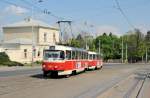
0;0;150;38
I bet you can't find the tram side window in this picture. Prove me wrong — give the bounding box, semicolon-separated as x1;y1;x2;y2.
86;53;88;60
79;52;82;59
83;52;86;59
97;54;100;60
97;54;99;60
72;51;76;59
75;51;78;59
93;54;96;60
80;52;83;59
84;52;86;59
81;52;84;59
60;51;65;60
89;54;93;60
93;54;95;60
66;50;71;60
76;51;81;59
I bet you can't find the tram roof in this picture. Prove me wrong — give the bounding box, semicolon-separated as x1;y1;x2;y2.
88;51;97;54
49;45;87;52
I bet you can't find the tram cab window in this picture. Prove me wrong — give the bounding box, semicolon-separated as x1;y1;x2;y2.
44;50;65;60
66;50;71;60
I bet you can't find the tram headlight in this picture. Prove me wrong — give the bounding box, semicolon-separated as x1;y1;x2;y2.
54;66;58;68
42;64;46;68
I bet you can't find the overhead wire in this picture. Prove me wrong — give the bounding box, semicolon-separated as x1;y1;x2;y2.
1;0;31;10
0;0;65;20
21;0;65;20
114;0;135;29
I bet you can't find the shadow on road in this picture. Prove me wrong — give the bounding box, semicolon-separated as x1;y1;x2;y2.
30;70;88;79
30;74;47;79
30;74;71;79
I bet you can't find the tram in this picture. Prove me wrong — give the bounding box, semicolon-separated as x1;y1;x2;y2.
42;45;103;77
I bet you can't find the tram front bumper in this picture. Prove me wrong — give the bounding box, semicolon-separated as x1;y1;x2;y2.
58;70;72;75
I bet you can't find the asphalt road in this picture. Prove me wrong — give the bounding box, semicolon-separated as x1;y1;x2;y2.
0;64;119;77
0;68;41;77
0;63;137;77
0;64;149;98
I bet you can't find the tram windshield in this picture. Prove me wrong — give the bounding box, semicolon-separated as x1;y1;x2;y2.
44;50;65;60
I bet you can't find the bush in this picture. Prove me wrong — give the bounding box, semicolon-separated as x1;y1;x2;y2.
0;52;24;66
0;52;10;63
34;61;42;64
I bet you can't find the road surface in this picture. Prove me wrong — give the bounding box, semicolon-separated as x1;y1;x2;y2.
0;64;150;98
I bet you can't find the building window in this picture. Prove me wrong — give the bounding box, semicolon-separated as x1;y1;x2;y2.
38;51;40;57
53;33;56;43
24;49;27;58
44;33;47;42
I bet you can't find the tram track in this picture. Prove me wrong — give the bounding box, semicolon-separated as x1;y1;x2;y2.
97;68;150;98
136;72;150;98
75;67;141;98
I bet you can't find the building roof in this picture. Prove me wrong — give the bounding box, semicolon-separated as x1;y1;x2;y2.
4;38;32;45
3;18;58;30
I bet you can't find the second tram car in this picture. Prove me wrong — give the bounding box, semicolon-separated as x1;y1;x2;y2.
88;51;103;70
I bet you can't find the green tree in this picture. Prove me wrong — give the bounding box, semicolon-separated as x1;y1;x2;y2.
123;29;146;62
94;32;121;60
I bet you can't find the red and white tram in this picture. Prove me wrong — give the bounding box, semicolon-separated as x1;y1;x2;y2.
42;45;103;77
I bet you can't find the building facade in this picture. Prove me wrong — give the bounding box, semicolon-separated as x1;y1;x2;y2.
2;18;59;63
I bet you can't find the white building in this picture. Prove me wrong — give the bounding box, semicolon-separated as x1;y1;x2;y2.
2;18;59;63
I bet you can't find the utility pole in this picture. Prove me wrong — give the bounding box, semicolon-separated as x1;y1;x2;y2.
122;37;124;63
99;40;101;55
57;21;73;44
146;47;148;63
125;43;128;63
31;6;34;66
85;33;87;50
31;1;43;65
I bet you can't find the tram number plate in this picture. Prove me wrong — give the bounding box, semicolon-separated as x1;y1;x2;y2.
76;62;81;69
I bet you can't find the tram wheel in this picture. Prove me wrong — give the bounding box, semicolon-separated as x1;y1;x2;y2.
72;71;77;75
50;71;58;78
43;71;48;77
